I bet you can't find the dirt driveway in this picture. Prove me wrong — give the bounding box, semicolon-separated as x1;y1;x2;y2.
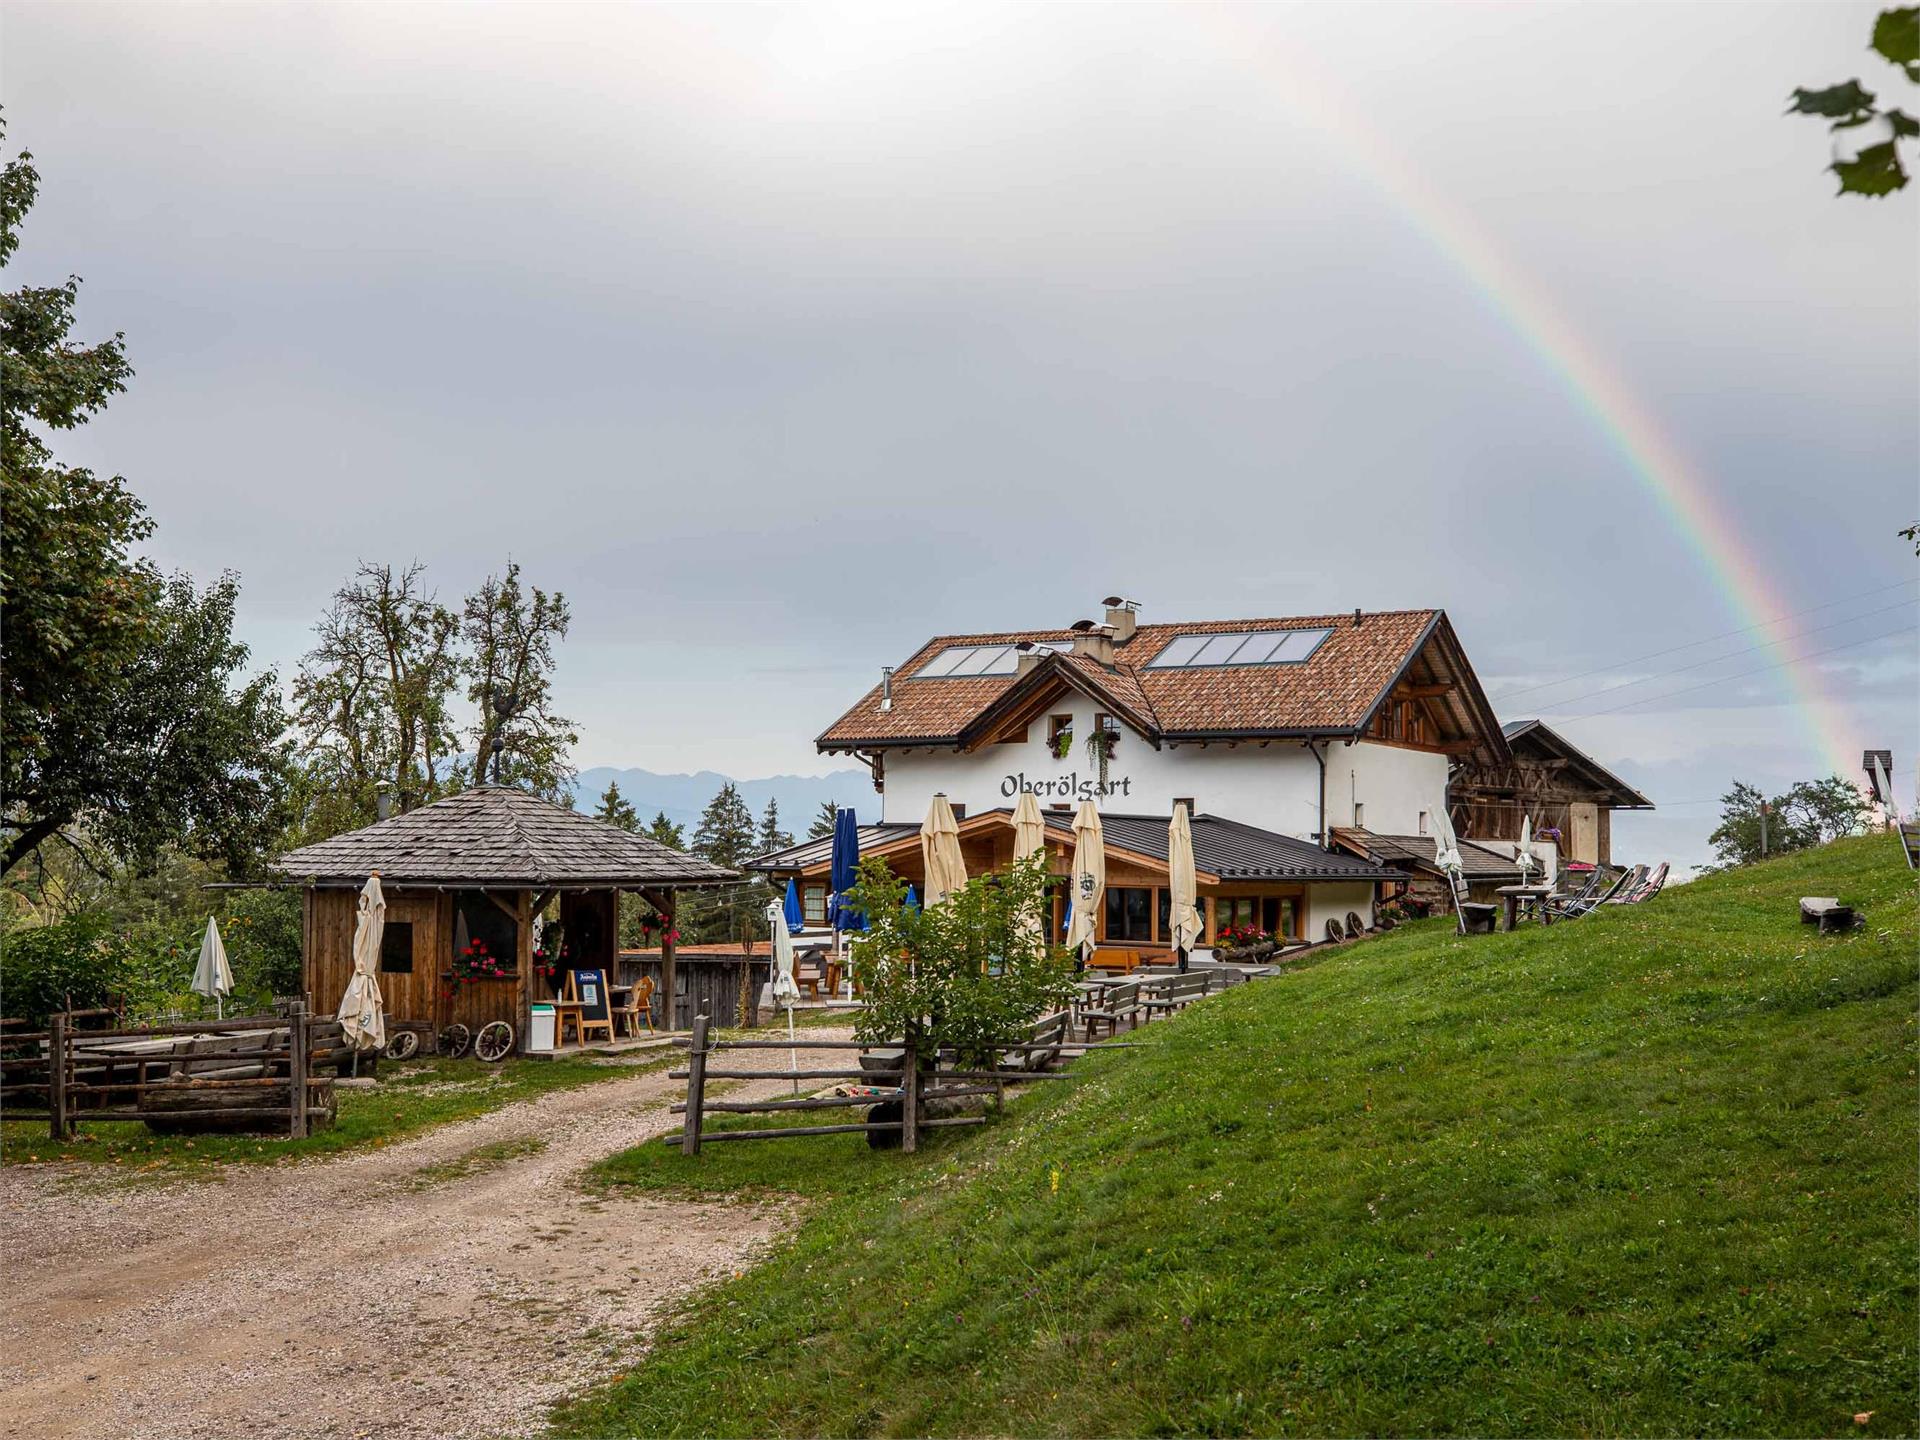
0;1034;855;1439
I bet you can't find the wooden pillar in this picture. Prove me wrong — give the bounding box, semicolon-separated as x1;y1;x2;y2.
682;1012;709;1156
660;892;678;1032
900;1038;919;1154
515;888;532;1055
287;1002;309;1139
47;1012;67;1142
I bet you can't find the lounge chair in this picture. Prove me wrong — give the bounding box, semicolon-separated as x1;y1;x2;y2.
1604;864;1649;905
1624;861;1669;903
1439;865;1498;936
1901;822;1920;870
1560;867;1635;919
1545;869;1602;919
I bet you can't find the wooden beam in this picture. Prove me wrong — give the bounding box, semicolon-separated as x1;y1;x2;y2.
485;890;519;924
1397;683;1451;699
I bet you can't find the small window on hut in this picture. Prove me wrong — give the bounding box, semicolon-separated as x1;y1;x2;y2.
454;891;518;973
803;885;827;925
379;921;415;974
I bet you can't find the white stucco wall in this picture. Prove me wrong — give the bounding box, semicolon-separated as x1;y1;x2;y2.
1325;740;1450;837
1306;881;1379;939
872;693;1448;845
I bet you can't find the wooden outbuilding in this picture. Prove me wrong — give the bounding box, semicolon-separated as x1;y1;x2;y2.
1450;719;1654;867
273;786;737;1050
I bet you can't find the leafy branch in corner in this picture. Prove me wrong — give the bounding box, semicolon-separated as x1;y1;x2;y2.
1788;7;1919;196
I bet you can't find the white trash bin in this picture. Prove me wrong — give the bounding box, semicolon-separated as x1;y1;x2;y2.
528;1003;557;1054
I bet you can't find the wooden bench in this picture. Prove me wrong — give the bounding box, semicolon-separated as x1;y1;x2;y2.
1799;896;1861;934
1088;947;1143;973
1079;980;1141;1040
1141;972;1210;1016
1015;1010;1071;1072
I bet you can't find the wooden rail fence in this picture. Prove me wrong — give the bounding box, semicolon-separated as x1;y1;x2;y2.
0;1006;337;1140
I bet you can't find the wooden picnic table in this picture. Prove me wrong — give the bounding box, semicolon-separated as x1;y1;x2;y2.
1494;885;1555;932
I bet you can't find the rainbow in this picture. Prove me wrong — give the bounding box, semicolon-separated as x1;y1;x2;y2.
1188;8;1865;778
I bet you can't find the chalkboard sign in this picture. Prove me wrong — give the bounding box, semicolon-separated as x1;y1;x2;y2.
573;968;611;1029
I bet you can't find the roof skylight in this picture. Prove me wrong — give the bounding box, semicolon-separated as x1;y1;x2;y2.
914;644;1020;679
1144;628;1332;669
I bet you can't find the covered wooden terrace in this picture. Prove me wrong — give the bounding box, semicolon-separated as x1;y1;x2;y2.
272;786;738;1053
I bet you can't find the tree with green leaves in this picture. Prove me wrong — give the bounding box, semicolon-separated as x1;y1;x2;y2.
596;780;639;832
462;561;575;800
807;799;839;840
1708;774;1873;868
291;560;461;836
2;126;292;878
680;783;767;946
757;798;793;857
846;852;1076;1063
1789;6;1918;196
645;810;685;850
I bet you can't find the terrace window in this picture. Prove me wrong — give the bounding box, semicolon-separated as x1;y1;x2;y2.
1104;886;1154;943
803;886;827;925
379;921;415;974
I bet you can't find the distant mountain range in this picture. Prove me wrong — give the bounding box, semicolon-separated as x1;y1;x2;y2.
573;766;873;840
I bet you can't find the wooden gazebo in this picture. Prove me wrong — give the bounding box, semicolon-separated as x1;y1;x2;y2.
273;786;736;1051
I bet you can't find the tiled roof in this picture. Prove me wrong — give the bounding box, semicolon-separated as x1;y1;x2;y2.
1330;828;1523;881
751;808;1396;885
817;609;1499;752
273;786;739;888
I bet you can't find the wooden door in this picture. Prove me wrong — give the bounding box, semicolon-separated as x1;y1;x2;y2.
1568;804;1599;865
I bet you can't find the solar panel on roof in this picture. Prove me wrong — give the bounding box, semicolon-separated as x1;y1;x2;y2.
914;644;1020;678
1144;627;1332;669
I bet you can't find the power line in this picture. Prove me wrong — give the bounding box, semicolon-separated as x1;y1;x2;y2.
1491;577;1918;702
1522;596;1916;714
1554;623;1916;722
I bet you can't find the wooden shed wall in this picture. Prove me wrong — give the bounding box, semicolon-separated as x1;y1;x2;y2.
302;886;526;1036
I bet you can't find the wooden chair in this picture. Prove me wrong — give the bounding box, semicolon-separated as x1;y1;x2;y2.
617;976;656;1037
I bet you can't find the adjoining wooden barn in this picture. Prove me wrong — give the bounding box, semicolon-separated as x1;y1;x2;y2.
1450;719;1654;867
273;786;736;1053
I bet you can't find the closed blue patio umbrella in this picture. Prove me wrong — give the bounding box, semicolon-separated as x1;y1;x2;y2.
783;877;805;932
829;808;862;995
903;884;919;913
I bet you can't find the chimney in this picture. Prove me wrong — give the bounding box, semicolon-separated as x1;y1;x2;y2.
879;666;894;712
376;784;393;821
1353;607;1363;627
1069;618;1116;666
1102;595;1140;643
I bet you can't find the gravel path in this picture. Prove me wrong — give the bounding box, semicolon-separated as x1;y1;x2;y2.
0;1033;858;1440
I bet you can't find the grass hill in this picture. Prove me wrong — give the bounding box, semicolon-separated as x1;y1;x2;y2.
555;835;1918;1438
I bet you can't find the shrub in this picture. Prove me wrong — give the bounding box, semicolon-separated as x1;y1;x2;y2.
0;913;134;1026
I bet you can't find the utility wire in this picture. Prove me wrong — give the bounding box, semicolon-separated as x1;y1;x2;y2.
1554;623;1916;722
1491;576;1917;702
1519;596;1916;714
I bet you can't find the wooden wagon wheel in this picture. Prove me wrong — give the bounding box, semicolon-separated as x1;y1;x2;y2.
437;1023;471;1059
384;1029;422;1061
473;1020;514;1063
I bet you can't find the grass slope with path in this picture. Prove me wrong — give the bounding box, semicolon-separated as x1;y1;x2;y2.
555;835;1917;1438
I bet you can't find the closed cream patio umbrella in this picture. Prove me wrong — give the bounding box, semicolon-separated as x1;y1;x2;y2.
191;916;234;1019
920;793;968;906
766;899;801;1091
1065;800;1105;968
336;872;387;1056
1012;792;1046;865
1167;802;1204;974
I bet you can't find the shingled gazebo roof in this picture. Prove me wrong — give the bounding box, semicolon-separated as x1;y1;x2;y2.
273;785;738;889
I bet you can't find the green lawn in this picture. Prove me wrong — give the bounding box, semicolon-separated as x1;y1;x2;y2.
1;1052;641;1171
555;835;1918;1438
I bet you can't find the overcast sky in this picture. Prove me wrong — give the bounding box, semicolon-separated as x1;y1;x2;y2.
4;1;1914;871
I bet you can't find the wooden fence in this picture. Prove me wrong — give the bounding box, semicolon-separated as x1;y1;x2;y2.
0;1005;337;1141
662;1010;1145;1155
